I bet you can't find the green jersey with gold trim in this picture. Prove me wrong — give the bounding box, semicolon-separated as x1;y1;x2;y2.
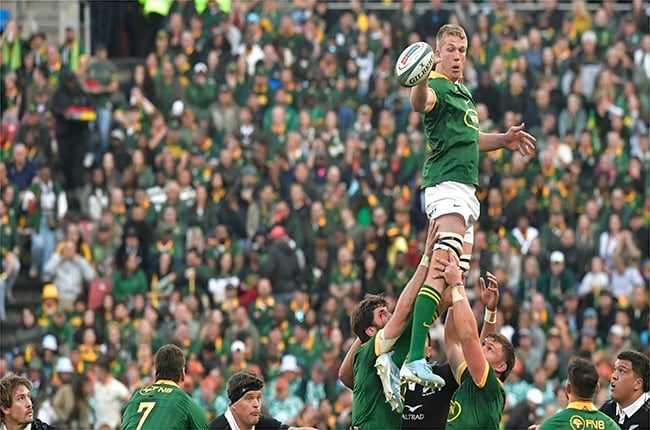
420;71;479;189
121;380;209;430
352;320;412;429
446;363;504;430
539;401;620;430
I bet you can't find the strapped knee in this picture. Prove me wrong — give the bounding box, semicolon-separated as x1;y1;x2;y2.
433;233;464;264
459;254;471;273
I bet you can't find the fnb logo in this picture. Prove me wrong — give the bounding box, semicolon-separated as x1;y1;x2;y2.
569;415;606;430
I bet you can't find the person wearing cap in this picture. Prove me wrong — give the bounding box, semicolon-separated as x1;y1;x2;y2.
209;370;313;430
537;358;619;430
186;62;217;110
401;23;535;386
600;351;650;430
0;374;57;430
51;357;76;425
537;250;576;308
121;344;209;429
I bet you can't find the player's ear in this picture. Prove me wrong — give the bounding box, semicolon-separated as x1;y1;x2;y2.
365;326;376;338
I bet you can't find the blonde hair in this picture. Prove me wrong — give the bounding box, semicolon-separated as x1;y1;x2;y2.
436;24;468;50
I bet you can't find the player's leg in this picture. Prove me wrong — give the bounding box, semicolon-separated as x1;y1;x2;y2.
399;212;462;387
401;183;478;387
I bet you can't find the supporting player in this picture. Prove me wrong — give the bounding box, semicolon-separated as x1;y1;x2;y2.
436;253;515;429
340;220;445;429
400;23;535;386
401;271;500;430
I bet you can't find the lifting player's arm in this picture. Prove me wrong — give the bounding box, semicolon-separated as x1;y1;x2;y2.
381;220;438;342
339;337;361;390
436;252;487;386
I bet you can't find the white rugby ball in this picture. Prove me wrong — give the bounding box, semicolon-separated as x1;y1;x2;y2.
395;42;434;87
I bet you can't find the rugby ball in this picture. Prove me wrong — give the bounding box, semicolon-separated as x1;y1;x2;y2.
395;42;434;87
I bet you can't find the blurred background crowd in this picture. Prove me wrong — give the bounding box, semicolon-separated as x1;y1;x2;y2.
0;0;648;428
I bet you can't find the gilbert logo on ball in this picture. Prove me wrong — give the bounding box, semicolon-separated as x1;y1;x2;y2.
395;42;434;87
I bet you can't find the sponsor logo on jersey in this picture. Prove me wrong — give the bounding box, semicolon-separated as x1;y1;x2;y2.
447;400;462;422
569;414;607;430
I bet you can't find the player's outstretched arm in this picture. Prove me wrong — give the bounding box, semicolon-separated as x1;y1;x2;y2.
409;53;440;113
382;220;438;340
478;123;536;156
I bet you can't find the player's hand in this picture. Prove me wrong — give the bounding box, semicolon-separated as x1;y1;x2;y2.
479;271;499;311
433;250;463;286
423;219;439;258
503;123;536;156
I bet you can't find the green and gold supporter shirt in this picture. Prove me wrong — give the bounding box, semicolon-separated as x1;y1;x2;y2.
421;72;479;189
446;362;505;430
121;380;209;430
539;401;620;430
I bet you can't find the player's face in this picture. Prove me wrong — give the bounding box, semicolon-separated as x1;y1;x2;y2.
372;306;392;330
435;35;467;81
610;359;643;405
0;385;33;427
482;338;505;373
232;389;262;428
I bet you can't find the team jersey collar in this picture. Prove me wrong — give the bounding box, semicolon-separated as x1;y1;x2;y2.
567;401;596;411
155;379;179;388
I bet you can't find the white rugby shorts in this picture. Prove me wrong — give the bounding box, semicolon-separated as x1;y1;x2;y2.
424;181;480;245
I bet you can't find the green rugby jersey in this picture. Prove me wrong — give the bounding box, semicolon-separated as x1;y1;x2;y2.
420;71;480;189
121;380;209;430
446;362;504;430
539;401;620;430
351;320;412;429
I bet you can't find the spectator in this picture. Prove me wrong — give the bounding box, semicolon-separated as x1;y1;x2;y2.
50;70;93;194
43;241;95;312
92;355;129;430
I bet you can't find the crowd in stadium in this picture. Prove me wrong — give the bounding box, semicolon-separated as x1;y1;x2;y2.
0;0;649;428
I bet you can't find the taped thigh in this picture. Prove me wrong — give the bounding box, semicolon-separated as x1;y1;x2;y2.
433;232;464;264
